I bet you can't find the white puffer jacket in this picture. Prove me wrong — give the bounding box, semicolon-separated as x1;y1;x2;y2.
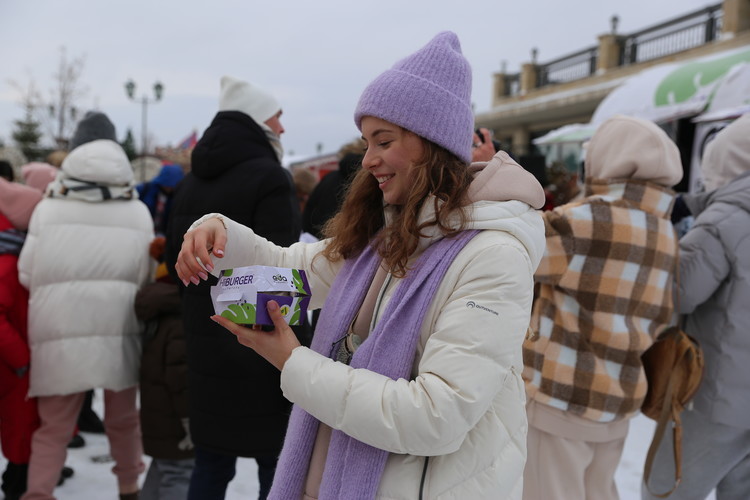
18;140;154;397
193;165;545;499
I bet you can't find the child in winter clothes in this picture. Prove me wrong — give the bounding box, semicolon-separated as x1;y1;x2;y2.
177;31;546;499
642;114;750;499
522;115;684;500
135;237;194;500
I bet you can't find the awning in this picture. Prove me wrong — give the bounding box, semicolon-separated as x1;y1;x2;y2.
535;44;750;146
533;123;597;145
591;44;750;125
692;62;750;122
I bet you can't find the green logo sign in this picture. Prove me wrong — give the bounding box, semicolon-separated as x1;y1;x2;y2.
655;48;750;106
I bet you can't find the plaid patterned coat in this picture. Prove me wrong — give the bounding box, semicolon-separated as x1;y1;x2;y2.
523;179;677;422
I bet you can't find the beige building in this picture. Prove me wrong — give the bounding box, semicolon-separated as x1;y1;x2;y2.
475;0;750;190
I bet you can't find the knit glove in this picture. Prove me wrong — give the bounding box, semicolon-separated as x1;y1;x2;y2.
177;418;194;451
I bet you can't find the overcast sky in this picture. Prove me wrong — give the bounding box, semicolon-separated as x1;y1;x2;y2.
0;0;715;161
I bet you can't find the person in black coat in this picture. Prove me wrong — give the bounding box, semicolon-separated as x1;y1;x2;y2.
165;75;309;500
301;139;364;240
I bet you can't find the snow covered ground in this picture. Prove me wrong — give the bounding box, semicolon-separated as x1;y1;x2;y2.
2;390;716;499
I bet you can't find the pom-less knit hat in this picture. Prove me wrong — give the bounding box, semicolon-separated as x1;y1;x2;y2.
218;75;281;125
69;111;117;151
21;162;58;192
354;31;474;164
0;178;42;231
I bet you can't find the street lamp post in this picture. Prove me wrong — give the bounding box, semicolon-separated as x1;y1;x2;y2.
124;79;164;182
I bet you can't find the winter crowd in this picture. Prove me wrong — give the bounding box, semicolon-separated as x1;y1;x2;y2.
1;30;748;500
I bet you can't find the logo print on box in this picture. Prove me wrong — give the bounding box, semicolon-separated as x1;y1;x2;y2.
221;303;256;324
279;305;290;316
292;269;306;294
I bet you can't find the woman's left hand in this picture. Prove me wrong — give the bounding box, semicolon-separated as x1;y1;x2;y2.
211;300;302;371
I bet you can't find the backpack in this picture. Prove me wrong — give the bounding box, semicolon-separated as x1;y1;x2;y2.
641;325;704;498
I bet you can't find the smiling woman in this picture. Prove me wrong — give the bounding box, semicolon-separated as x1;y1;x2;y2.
176;31;546;500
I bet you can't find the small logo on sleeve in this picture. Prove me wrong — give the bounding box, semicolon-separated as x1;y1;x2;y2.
466;301;499;316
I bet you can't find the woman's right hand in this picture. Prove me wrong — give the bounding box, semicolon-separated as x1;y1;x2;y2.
175;217;227;286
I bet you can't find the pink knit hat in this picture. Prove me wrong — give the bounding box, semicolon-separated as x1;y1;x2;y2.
354;31;474;164
0;178;43;231
21;162;58;192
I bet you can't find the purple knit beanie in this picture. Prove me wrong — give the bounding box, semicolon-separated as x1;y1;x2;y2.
354;31;474;164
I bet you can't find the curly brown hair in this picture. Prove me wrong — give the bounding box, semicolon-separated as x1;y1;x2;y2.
321;134;472;277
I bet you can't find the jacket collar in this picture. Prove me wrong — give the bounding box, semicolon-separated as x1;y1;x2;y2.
685;170;750;216
584;178;676;219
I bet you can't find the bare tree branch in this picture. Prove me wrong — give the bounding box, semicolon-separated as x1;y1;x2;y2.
46;46;88;148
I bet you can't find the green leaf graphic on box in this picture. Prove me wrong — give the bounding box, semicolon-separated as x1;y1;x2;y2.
655;49;750;106
290;302;301;325
222;269;234;277
221;303;256;324
292;269;306;293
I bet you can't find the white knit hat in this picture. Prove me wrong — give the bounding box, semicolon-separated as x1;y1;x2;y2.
218;75;281;125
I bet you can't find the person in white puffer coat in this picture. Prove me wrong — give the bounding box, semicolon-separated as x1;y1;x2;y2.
18;111;153;500
176;32;546;500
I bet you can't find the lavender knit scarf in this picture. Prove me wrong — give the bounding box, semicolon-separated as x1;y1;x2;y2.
269;229;479;500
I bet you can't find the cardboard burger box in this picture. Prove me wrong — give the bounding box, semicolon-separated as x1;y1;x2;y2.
210;265;311;326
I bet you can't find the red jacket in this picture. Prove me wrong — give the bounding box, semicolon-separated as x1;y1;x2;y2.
0;212;38;463
0;213;29;374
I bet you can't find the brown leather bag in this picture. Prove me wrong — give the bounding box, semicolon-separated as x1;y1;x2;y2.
641;324;704;497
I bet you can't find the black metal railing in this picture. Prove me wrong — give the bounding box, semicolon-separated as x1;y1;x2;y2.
496;2;724;97
504;73;520;97
620;3;723;65
537;47;599;87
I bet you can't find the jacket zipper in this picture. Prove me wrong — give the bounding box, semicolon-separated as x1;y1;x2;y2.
419;456;430;500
